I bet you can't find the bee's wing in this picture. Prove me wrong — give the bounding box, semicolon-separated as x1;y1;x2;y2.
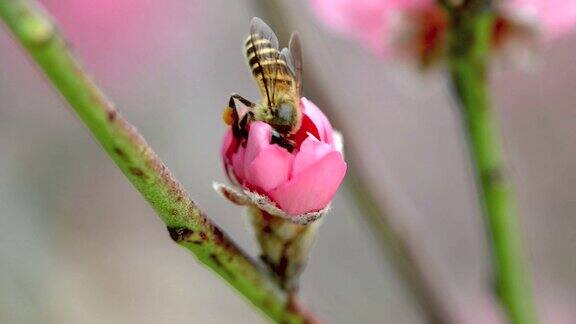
279;48;299;100
278;32;302;99
246;18;280;105
288;32;303;96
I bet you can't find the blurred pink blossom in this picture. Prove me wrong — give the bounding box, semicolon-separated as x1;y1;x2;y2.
311;0;576;62
503;0;576;41
220;98;346;222
311;0;434;56
41;0;193;76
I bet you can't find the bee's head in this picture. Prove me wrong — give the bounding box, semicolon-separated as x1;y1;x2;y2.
270;101;301;134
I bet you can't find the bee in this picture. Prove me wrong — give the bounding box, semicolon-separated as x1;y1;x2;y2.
223;18;303;151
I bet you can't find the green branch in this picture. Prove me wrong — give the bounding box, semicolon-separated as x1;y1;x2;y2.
443;1;537;323
0;1;315;322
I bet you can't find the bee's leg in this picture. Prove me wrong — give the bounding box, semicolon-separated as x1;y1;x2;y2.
230;93;255;108
224;93;254;125
235;112;253;139
271;129;295;153
224;94;254;139
238;111;253;130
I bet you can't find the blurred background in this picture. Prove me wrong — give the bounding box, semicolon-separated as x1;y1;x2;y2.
1;0;575;323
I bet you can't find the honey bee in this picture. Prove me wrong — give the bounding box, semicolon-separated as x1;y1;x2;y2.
223;18;303;151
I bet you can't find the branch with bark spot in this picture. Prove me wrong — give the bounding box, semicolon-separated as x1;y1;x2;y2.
0;0;317;323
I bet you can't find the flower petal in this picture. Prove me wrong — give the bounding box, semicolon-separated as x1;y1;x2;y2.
505;0;576;40
270;151;347;216
221;129;234;160
332;130;345;154
244;121;273;176
246;145;294;192
292;136;334;177
231;145;246;183
301;97;334;144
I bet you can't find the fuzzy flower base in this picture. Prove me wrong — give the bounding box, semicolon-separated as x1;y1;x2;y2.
249;206;321;291
213;182;328;225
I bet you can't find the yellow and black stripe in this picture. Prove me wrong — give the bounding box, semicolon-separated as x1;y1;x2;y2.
244;34;295;106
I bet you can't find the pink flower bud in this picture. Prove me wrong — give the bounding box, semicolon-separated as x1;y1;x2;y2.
218;98;347;223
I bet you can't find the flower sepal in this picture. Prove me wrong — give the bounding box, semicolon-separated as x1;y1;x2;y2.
213;181;329;225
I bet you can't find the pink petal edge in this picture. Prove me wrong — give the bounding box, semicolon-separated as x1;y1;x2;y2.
270;151;347;216
243;121;273;177
292;136;334;177
301;97;334;144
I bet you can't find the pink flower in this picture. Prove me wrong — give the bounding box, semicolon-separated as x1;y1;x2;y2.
502;0;576;41
217;98;347;224
310;0;435;56
311;0;576;63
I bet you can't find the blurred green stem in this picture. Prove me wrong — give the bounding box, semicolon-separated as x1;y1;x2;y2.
443;2;537;323
0;1;315;323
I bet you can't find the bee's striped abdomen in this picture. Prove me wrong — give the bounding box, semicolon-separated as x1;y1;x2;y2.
245;35;295;105
245;37;273;75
